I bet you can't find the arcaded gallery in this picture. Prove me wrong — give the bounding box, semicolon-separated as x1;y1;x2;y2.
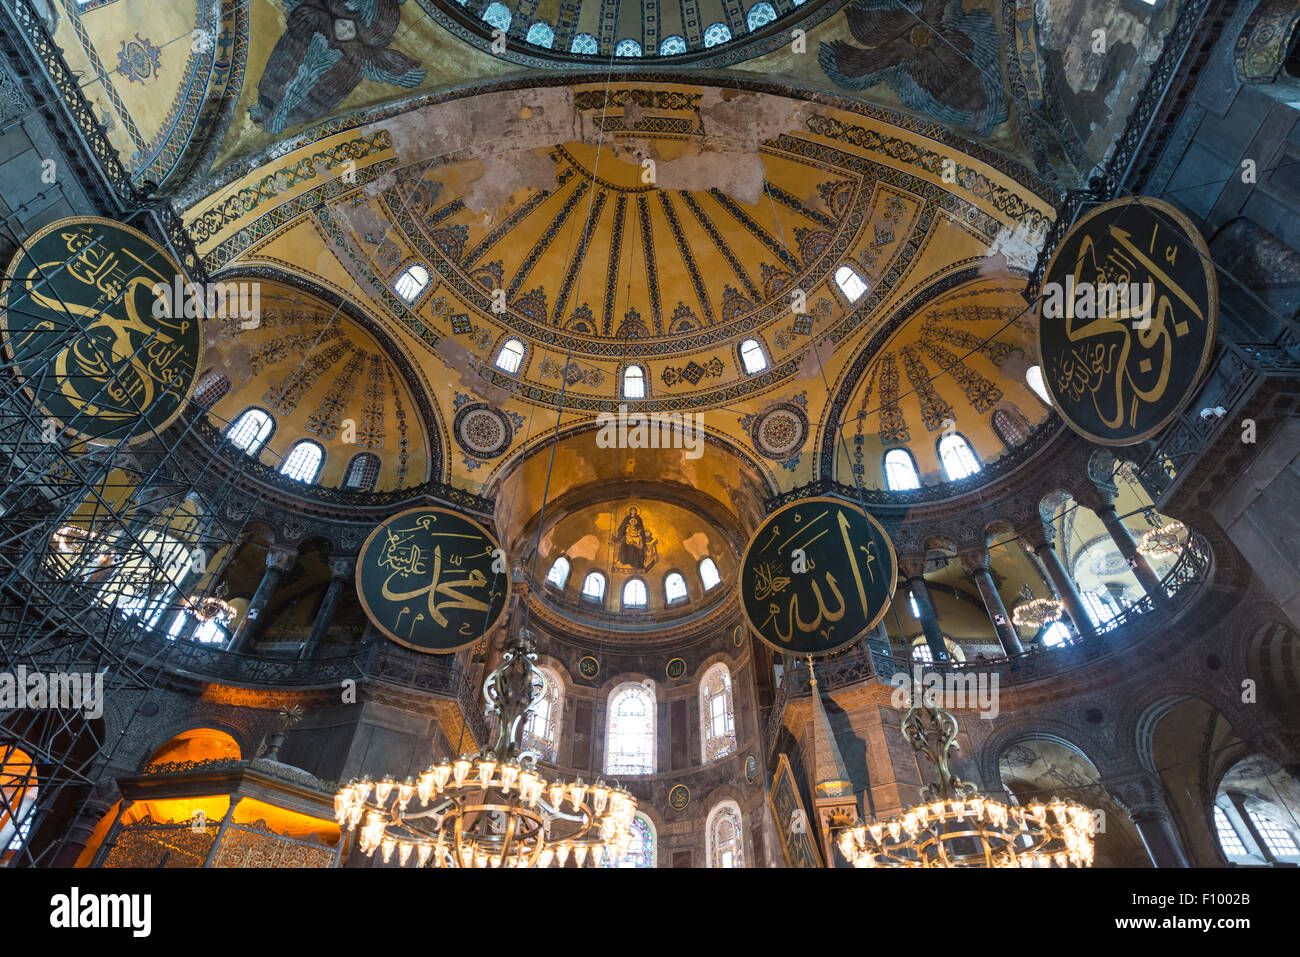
1;0;1299;901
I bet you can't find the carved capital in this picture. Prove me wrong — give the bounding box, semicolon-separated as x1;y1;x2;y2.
266;546;298;571
1102;769;1170;822
328;557;356;580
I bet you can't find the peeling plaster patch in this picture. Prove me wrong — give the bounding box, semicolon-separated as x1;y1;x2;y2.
568;534;600;562
433;336;513;406
797;336;836;380
986;221;1048;273
332;199;386;242
463;148;555;213
681;531;711;561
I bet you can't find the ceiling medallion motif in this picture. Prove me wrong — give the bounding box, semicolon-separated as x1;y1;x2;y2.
453;403;513;459
751;403;809;460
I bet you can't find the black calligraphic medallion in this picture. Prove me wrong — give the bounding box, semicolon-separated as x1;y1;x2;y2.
0;217;201;445
1038;197;1218;445
578;656;600;679
665;657;686;680
356;507;510;654
668;785;690;811
740;497;896;657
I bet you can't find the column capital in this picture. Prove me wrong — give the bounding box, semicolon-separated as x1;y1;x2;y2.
1018;522;1054;551
328;556;356;580
266;545;298;571
1101;768;1170;822
958;549;992;574
898;557;928;579
1071;481;1117;514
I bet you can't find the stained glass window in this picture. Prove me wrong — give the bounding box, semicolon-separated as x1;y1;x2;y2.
605;683;655;775
938;433;980;480
226;408;273;454
659;35;687;55
571;33;598;54
615;39;642;57
546;556;570;589
747;2;777;30
522;667;562;761
603;813;656;867
525;22;554;47
700;663;736;762
884;448;920;490
703;22;732;47
707;800;744;867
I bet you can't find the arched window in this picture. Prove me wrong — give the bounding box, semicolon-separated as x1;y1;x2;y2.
193;371;230;409
1247;808;1300;857
394;262;429;303
700;663;736;762
747;1;777;30
1214;805;1249;858
622;364;646;398
911;641;933;663
664;571;688;604
1081;590;1117;628
603;813;656;867
991;407;1031;448
1041;621;1071;647
342;452;380;491
571;33;598;54
482;2;511;32
884;448;921;490
623;577;648;608
659;35;687;55
703;22;732;47
226;408;274;454
615;39;642;57
522;666;562;761
525;22;554;47
546;556;570;589
739;338;767;375
834;264;868;301
699;557;721;591
280;440;324;482
581;571;606;603
1026;365;1052;406
938;433;981;481
494;338;526;374
706;800;745;867
605;683;656;775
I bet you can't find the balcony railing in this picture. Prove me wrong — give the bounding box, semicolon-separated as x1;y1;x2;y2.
762;531;1213;755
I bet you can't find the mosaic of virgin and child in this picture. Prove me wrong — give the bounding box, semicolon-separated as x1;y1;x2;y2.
613;507;658;572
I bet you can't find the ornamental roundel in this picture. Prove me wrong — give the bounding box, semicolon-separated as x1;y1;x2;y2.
751;403;808;460
454;403;513;458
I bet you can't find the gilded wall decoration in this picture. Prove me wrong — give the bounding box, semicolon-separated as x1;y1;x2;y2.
613;507;658;572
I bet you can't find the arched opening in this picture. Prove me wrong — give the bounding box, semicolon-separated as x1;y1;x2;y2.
884;448;921;490
605;683;656;775
226;408;274;455
706;799;745;867
280;440;324;483
700;663;736;762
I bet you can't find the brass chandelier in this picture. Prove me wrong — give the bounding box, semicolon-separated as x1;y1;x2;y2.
335;629;638;867
1010;583;1064;629
837;693;1095;868
1138;515;1187;558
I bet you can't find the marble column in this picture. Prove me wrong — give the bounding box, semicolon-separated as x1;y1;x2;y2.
50;794;116;867
1097;504;1167;602
960;551;1023;656
901;559;949;663
1105;770;1190;868
1020;525;1095;640
301;557;354;659
227;545;297;653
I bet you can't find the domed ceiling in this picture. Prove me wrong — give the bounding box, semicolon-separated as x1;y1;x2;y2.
200;280;433;491
184;78;1057;496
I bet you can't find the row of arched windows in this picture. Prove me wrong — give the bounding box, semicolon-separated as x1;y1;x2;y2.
546;557;721;607
223;408;380;490
583;800;745;867
524;663;737;771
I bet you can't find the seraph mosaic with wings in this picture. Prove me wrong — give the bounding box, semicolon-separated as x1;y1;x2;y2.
819;0;1009;138
256;0;426;135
